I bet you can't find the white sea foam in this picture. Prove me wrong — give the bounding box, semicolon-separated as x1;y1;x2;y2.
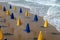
44;6;60;32
8;2;31;9
0;0;19;2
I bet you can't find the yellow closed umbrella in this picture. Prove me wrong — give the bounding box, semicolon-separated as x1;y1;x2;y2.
6;10;10;16
0;29;4;40
25;10;29;16
44;19;48;28
17;18;22;26
13;6;16;11
0;5;2;10
38;31;43;40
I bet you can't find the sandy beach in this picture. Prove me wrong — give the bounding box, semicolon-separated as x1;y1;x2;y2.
0;2;60;40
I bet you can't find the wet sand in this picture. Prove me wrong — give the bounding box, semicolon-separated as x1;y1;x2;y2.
0;2;60;40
